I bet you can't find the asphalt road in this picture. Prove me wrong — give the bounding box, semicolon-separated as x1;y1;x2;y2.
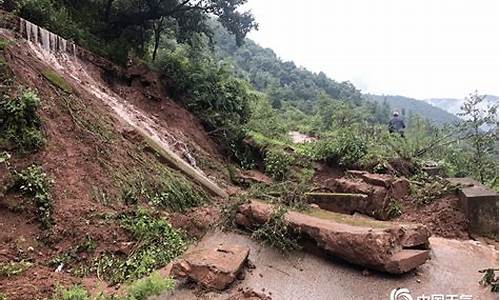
158;231;498;300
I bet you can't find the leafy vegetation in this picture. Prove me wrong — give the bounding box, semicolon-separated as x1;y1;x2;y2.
52;285;89;300
0;260;32;277
154;42;255;161
11;164;53;229
0;88;44;153
125;272;174;300
411;177;460;206
51;272;174;300
385;199;402;219
121;170;207;212
10;0;256;64
42;69;72;93
90;209;186;284
252;205;301;253
263;147;294;181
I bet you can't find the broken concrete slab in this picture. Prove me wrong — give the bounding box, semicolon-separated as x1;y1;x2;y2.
448;178;499;239
235;200;431;274
172;245;250;290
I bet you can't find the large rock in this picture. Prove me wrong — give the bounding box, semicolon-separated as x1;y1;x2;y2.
236;201;431;274
329;178;389;219
323;173;411;219
172;245;250;290
448;178;499;239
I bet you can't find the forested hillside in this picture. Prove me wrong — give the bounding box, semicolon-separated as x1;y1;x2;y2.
427;95;499;117
366;94;462;125
213;23;365;113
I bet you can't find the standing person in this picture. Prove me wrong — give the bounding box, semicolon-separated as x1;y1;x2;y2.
388;111;406;137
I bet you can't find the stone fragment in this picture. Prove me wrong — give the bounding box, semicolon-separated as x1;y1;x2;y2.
172;245;250;290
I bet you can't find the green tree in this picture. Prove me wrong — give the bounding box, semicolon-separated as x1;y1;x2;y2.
458;91;499;184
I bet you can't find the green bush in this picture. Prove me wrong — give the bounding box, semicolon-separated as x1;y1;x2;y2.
155;46;253;164
263;148;294;181
385;199;402;219
11;165;53;229
299;129;367;167
93;209;186;284
0;88;44;152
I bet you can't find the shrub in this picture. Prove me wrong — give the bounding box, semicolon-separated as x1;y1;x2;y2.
11;165;53;229
155;46;253;164
385;199;402;219
252;205;301;253
263;148;294;181
0;88;44;153
299;128;367;167
93;209;187;284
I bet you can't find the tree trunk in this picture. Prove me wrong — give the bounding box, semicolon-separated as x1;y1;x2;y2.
152;17;164;61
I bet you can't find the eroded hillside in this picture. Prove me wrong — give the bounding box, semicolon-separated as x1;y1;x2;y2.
0;17;233;299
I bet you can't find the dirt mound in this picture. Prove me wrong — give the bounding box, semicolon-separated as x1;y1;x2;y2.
396;194;469;240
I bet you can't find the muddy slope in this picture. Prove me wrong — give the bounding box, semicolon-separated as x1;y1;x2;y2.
0;27;225;300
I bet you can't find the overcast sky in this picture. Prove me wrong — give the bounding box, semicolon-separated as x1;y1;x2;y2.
243;0;499;99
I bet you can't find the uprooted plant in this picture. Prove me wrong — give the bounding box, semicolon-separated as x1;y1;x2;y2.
252;205;301;253
10;164;53;229
84;209;187;284
411;176;460;206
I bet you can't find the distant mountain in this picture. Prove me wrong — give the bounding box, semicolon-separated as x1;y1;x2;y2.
365;94;461;125
426;95;499;117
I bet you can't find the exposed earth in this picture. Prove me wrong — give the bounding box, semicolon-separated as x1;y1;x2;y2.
0;15;498;300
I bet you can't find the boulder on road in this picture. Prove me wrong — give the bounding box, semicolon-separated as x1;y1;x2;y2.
172;245;250;290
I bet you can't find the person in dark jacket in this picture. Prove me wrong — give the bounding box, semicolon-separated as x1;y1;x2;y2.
388;112;406;137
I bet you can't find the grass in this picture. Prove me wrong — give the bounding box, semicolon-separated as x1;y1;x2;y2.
125;272;174;300
52;285;89;300
51;272;174;300
0;38;9;50
42;69;72;93
0;260;32;277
